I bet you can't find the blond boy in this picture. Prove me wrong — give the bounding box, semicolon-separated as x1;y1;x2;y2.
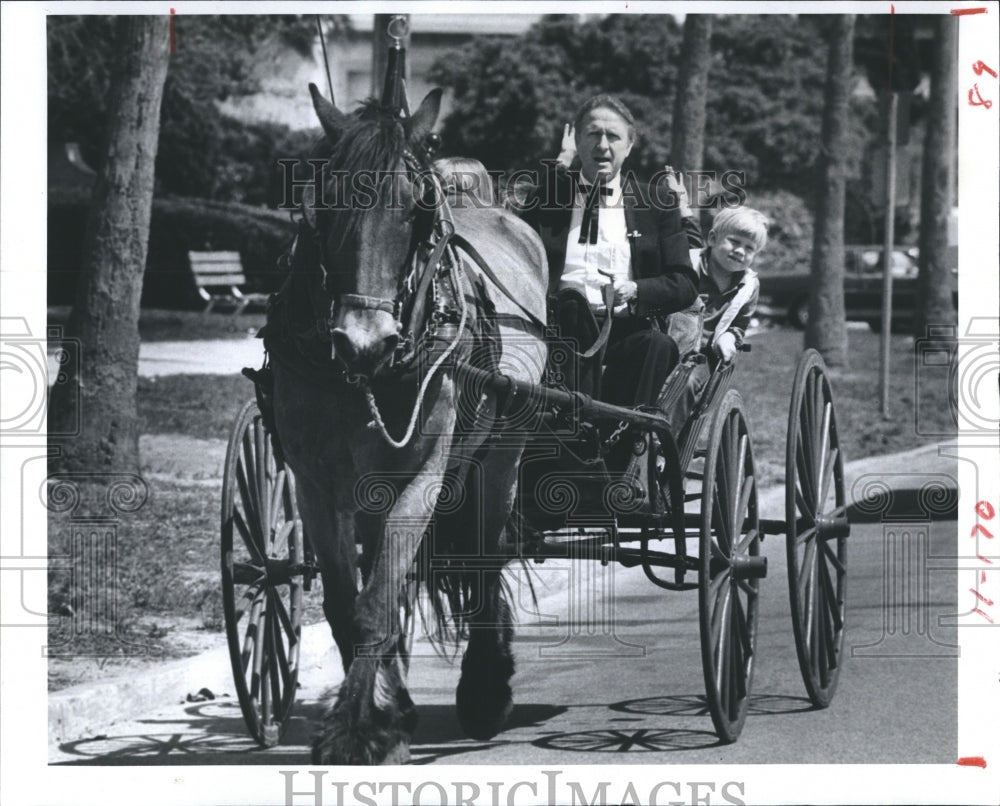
663;206;769;435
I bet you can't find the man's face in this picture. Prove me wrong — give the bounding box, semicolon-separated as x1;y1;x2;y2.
575;107;634;183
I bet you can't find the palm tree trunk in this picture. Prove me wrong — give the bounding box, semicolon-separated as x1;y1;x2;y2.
671;14;713;173
805;15;855;367
914;15;958;338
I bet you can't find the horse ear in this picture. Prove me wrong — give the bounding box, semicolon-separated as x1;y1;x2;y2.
408;88;442;145
309;82;345;143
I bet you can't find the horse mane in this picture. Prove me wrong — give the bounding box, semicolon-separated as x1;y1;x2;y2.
315;98;417;244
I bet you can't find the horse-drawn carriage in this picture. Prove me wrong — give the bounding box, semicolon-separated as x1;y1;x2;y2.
217;39;850;762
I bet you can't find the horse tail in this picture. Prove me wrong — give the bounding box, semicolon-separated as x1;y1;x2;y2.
412;513;539;655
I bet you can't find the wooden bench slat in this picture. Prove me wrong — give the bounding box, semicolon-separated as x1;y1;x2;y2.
193;274;247;286
191;263;245;272
188;250;258;315
188;250;241;262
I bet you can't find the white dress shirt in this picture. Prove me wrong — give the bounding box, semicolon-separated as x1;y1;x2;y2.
558;175;632;315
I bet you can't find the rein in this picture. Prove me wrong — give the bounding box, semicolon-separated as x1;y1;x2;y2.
301;147;470;448
363;239;469;449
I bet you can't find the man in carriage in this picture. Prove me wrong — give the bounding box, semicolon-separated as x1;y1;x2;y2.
518;94;699;414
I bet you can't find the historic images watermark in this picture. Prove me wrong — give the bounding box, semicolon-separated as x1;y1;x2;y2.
279;769;748;806
276;159;748;213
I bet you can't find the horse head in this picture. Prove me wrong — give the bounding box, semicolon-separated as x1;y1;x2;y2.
305;83;443;379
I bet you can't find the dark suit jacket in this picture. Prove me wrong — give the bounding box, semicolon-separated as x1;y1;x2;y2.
519;163;698;321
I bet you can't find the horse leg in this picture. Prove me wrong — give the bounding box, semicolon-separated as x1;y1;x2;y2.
454;444;522;740
312;384;457;765
294;472;360;673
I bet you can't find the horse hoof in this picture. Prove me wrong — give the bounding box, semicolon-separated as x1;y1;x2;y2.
455;674;513;740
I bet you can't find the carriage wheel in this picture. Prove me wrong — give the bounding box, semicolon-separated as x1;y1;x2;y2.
786;350;848;708
222;399;304;747
698;389;762;744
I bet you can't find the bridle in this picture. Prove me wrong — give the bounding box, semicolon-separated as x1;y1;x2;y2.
307;143;464;373
298;139;470;448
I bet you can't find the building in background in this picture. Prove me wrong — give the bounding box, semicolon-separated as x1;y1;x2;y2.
219;14;539;131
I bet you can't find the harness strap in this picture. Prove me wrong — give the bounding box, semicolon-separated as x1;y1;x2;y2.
451;232;546;331
339;293;395;314
401;220;455;337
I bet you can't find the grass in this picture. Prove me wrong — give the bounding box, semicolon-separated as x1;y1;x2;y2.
48;306;267;342
47;476;326;689
138;373;254;440
47;320;954;690
48;479;229;685
733;325;954;489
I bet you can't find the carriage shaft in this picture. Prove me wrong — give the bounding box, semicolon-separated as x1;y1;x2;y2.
454;362;674;433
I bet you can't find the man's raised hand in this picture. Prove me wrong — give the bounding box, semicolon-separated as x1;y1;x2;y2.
557;123;577;168
662;165;692;217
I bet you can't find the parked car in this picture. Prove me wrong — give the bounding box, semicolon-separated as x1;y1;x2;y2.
756;245;957;331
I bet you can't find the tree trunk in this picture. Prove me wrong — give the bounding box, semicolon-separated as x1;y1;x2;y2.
805;15;854;367
48;17;170;473
670;14;712;173
914;16;958;338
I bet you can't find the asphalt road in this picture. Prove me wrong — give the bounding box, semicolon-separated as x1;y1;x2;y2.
50;501;958;766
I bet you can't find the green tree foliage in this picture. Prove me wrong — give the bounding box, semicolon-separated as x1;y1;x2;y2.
48;14;336;203
432;15;874;186
744;190;815;274
705;16;827;196
431;13;881;269
430;14;683;175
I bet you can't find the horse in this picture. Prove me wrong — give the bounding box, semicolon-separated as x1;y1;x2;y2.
264;83;548;764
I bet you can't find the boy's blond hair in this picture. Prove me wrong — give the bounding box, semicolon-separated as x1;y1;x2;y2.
433;157;495;207
709;207;770;252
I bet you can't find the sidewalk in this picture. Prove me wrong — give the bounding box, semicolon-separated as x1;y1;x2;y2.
48;336;265;382
48;440;959;748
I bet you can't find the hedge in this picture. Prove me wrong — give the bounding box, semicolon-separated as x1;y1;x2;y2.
48;191;297;309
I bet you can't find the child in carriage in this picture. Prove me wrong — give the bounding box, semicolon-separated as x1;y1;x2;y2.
661;200;769;435
552;133;767;433
433;156;498;208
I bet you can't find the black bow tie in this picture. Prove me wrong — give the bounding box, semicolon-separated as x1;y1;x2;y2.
578;181;612;245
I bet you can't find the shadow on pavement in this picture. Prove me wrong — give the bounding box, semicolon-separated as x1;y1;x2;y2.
610;692;814;718
54;700;313;765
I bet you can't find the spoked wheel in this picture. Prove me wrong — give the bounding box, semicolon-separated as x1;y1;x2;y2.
786;350;849;708
698;389;764;744
222;399;304;747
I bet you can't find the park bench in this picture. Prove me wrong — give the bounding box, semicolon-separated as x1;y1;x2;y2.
188;250;268;316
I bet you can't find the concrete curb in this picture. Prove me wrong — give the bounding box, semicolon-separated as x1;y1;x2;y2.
759;439;958;516
48;622;341;746
48;441;958;747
